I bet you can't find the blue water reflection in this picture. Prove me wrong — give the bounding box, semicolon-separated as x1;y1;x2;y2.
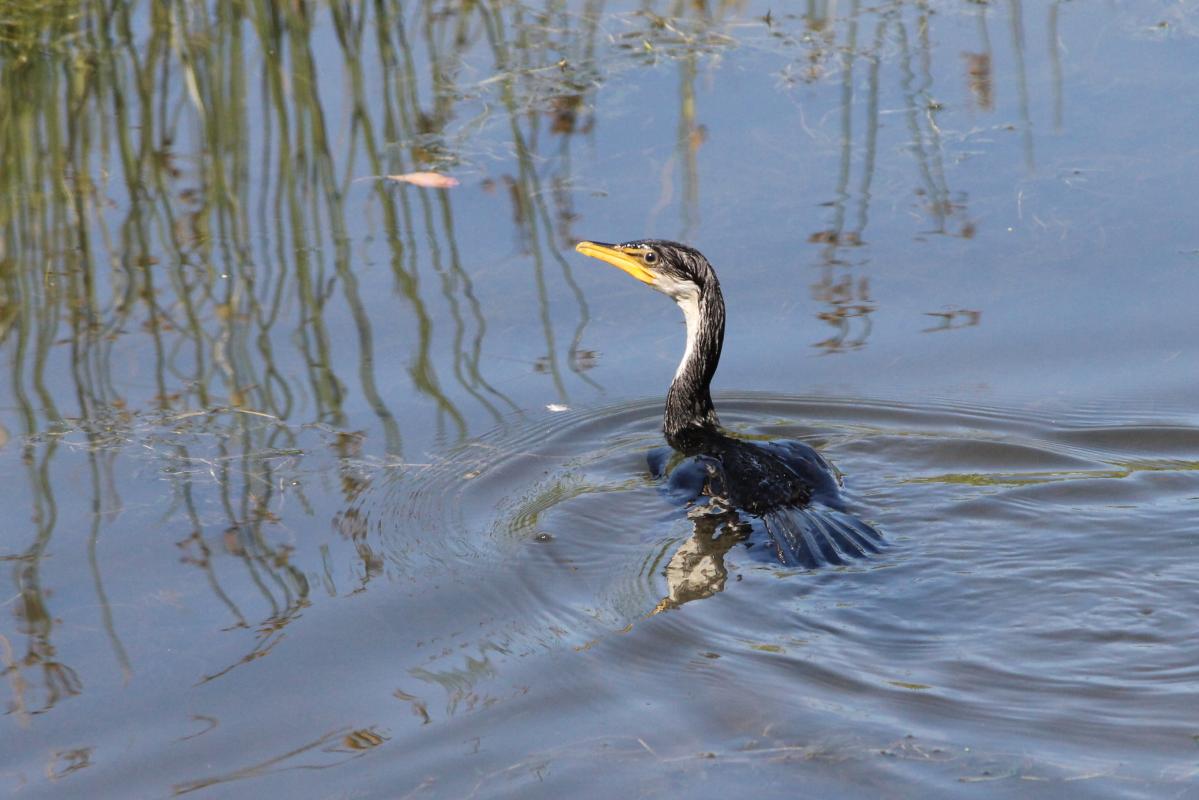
1;2;1198;797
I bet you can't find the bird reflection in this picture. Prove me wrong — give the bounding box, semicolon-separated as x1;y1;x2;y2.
652;503;751;614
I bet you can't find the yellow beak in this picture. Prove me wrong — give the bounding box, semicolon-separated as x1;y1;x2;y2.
575;241;656;286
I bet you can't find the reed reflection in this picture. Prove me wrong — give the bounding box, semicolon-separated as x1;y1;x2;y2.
172;724;389;796
802;0;881;353
477;1;608;401
0;0;622;704
0;0;1082;746
779;2;1023;351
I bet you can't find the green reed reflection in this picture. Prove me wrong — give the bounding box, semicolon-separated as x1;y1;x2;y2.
0;0;641;714
0;0;1080;732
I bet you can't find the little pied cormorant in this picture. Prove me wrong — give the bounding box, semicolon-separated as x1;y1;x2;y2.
575;239;882;568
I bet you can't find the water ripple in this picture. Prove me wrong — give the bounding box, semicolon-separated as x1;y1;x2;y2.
329;393;1199;796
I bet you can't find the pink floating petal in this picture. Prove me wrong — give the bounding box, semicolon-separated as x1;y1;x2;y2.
385;171;460;189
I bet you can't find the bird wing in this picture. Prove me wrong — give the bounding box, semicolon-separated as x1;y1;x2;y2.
760;505;882;569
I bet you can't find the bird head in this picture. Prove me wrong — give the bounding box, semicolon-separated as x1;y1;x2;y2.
574;239;717;303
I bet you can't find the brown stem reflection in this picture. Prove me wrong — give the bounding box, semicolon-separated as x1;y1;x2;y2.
790;3;990;351
806;0;878;354
478;0;606;401
172;724;388;796
966;2;995;113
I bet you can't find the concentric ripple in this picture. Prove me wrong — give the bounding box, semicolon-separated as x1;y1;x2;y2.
348;393;1199;663
298;394;1199;799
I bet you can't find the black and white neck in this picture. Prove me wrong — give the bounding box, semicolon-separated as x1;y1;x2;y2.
662;275;725;449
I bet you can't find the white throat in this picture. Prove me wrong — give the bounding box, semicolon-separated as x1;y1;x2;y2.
673;290;702;382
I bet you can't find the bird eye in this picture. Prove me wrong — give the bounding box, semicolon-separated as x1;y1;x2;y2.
643;251;658;264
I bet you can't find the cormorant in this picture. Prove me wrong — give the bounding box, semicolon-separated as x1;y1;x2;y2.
575;239;882;568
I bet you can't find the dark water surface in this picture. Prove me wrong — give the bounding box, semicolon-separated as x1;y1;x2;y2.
2;2;1198;797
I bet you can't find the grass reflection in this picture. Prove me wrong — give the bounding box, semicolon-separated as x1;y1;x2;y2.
0;0;1086;743
907;459;1199;488
0;0;618;703
172;724;388;796
779;1;1065;352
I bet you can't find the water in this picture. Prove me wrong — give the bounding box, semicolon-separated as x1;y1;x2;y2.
2;2;1198;797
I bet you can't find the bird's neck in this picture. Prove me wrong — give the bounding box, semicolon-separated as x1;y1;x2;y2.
664;282;725;449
